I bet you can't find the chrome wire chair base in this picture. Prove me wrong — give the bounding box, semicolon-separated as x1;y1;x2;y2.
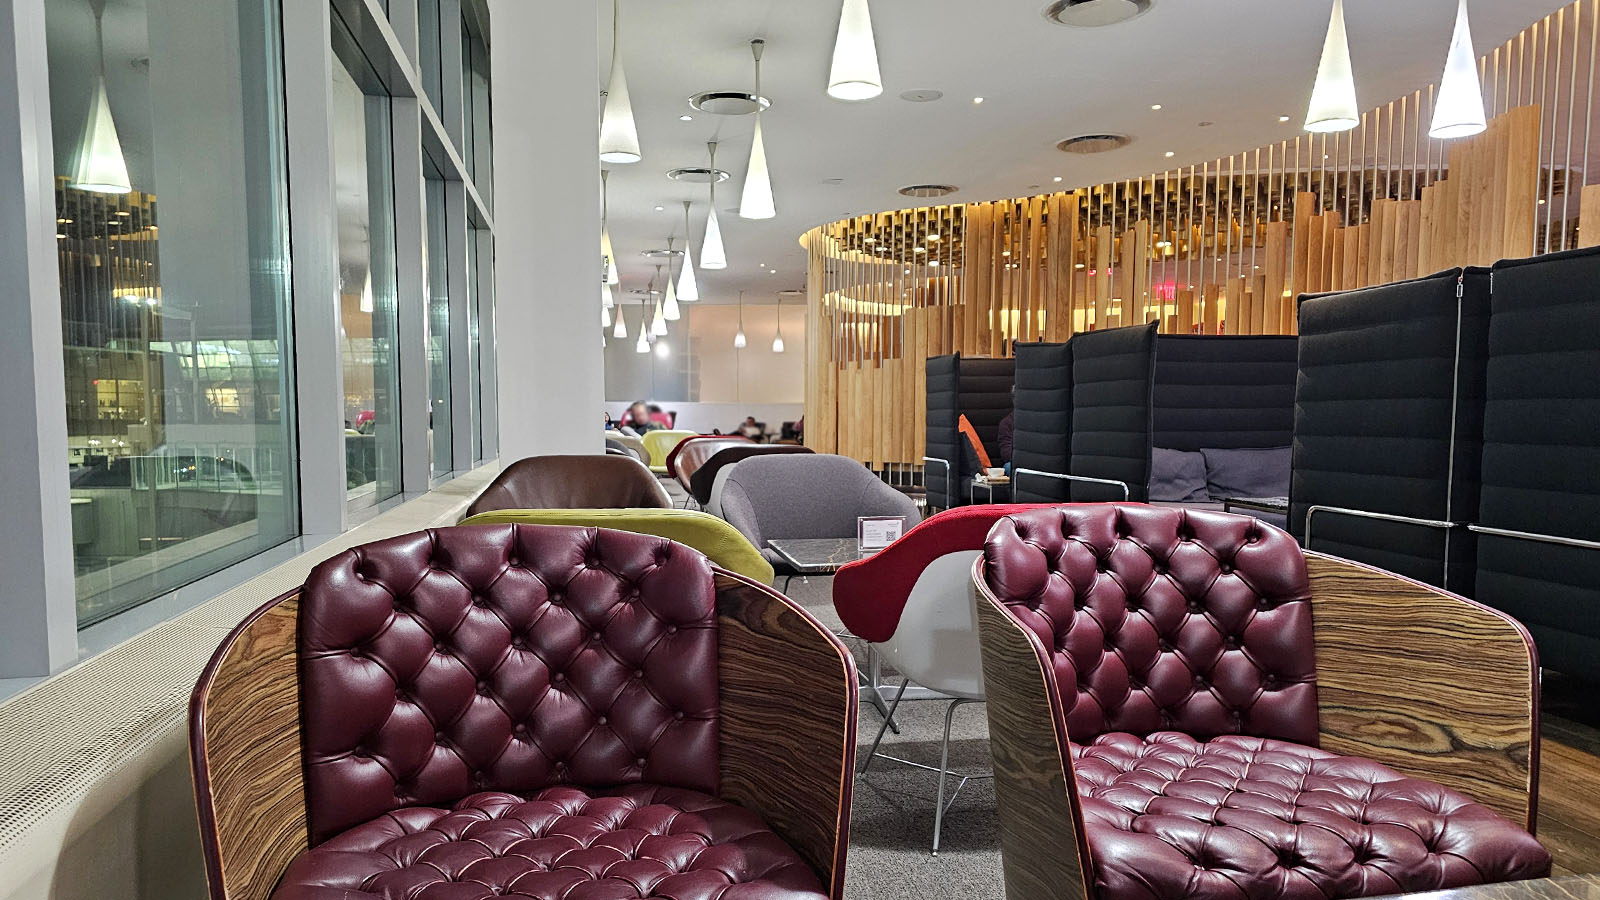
859;679;990;855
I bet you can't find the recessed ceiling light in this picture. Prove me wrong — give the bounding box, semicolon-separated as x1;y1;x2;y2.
973;97;985;104
654;205;665;211
1165;151;1175;157
926;233;940;241
914;247;927;254
1053;176;1064;182
1278;115;1291;122
769;270;777;275
1043;0;1154;28
1075;263;1086;269
679;115;693;121
1150;104;1162;110
929;260;941;267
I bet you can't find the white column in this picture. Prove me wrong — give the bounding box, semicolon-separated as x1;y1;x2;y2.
488;0;603;460
0;0;80;674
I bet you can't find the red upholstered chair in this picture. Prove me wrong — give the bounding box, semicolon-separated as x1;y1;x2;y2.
190;524;856;900
975;504;1550;900
833;505;1052;854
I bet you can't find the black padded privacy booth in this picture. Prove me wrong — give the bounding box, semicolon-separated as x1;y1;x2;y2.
1290;267;1490;591
1152;335;1299;452
1010;326;1299;504
1010;340;1074;503
1476;247;1600;680
1067;323;1159;502
923;354;1015;509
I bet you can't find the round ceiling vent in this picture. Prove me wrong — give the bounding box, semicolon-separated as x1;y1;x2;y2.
898;184;960;198
777;289;807;298
1043;0;1152;28
628;289;662;297
639;248;685;259
688;91;771;116
666;167;730;184
1056;133;1133;154
899;89;944;103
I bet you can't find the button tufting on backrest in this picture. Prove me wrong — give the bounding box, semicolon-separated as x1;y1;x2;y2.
298;524;722;845
984;505;1318;745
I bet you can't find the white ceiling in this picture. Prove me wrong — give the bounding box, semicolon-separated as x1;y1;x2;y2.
598;0;1568;306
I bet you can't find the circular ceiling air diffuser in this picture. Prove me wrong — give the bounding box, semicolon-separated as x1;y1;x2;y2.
688;91;771;116
666;167;730;184
898;184;959;198
1043;0;1152;28
639;249;685;259
1056;133;1133;154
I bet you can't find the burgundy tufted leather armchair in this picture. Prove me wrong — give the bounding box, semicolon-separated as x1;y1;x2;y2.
463;455;673;518
975;504;1550;900
190;524;856;900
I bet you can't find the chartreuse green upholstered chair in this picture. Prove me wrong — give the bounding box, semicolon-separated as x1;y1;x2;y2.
458;508;775;585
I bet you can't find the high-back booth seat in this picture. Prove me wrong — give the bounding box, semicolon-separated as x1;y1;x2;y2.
458;508;776;585
974;505;1548;900
464;455;671;518
720;454;921;571
190;524;857;900
605;431;650;464
643;430;698;475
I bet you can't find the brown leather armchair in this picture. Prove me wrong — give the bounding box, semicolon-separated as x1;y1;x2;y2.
464;455;672;518
190;524;857;900
974;504;1549;900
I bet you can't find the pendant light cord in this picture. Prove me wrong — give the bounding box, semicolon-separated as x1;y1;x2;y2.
707;141;718;207
751;40;765;125
91;0;109;79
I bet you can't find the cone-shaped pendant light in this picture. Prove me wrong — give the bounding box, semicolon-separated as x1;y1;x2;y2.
771;296;785;353
600;0;641;164
652;300;668;337
601;171;621;285
740;41;777;220
635;309;650;352
72;2;132;194
702;143;728;269
828;0;883;101
734;291;748;349
678;202;700;301
602;281;615;309
663;241;681;320
1430;0;1486;139
602;304;612;328
613;304;628;339
1304;0;1359;134
359;269;375;313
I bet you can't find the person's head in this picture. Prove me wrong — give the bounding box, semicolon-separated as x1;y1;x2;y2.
647;404;663;414
744;416;757;425
626;402;649;424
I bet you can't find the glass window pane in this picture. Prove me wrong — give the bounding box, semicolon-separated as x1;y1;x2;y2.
418;0;442;115
425;178;451;475
47;0;297;624
468;227;483;462
331;55;402;505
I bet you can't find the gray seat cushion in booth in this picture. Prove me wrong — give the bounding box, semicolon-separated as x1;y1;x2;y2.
720;454;921;566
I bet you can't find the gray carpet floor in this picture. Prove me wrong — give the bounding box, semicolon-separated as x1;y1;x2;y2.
786;575;1004;900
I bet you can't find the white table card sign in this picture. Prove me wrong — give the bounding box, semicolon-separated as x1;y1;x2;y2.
857;516;908;553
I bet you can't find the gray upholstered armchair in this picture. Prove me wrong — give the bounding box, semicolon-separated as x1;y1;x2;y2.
719;454;921;578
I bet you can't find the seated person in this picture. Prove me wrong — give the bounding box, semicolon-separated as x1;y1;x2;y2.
738;416;763;440
617;401;660;436
646;404;675;429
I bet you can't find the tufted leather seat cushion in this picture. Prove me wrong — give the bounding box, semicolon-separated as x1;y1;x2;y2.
299;525;720;844
1072;732;1551;900
984;504;1318;745
270;785;827;900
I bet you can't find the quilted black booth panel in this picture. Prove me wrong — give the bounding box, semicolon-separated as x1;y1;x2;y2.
1479;248;1600;679
924;354;1015;509
1012;340;1074;502
1070;323;1158;502
1290;268;1489;590
1152;335;1298;452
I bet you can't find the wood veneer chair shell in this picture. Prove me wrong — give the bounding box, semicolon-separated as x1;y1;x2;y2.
190;562;856;900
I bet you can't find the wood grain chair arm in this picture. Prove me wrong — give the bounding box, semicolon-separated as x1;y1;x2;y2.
1306;552;1541;831
972;562;1092;900
189;592;308;900
713;572;857;899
